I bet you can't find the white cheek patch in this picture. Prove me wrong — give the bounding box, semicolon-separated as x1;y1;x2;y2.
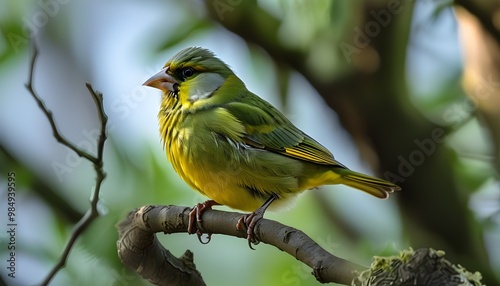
188;73;225;102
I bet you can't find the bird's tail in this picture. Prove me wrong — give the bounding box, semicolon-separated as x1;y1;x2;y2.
334;167;401;199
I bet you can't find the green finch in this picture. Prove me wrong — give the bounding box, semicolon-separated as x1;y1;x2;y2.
144;47;400;246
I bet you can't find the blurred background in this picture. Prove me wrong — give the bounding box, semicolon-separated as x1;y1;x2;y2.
0;0;499;285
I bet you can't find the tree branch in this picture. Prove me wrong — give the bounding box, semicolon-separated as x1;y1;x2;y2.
117;205;365;285
25;44;108;286
117;205;484;286
116;206;206;286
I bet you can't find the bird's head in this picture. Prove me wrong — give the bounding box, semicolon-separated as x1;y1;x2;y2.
143;47;238;106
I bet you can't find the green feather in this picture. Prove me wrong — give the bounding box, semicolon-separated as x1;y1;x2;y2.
150;46;401;213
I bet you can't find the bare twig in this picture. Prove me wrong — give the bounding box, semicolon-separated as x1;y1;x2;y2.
25;47;99;164
25;45;108;286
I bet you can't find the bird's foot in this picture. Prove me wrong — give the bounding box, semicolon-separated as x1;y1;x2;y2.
188;200;220;244
236;211;265;250
236;195;278;249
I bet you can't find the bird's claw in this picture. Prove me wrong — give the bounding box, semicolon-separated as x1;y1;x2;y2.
235;195;277;249
188;200;219;244
236;212;263;250
196;231;212;244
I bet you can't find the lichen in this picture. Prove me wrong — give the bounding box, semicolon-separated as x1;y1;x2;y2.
352;248;484;286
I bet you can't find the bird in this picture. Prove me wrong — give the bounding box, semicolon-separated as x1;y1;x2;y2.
143;46;400;247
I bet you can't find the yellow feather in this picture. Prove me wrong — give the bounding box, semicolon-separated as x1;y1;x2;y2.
145;47;401;216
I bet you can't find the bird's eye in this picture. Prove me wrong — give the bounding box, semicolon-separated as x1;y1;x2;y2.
181;67;195;79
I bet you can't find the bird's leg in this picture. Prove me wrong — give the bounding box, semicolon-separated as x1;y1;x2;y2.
236;194;278;249
188;200;220;244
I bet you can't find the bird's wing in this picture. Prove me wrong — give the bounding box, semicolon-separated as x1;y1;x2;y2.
224;96;344;167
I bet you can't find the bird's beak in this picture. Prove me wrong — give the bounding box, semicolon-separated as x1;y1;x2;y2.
143;67;179;93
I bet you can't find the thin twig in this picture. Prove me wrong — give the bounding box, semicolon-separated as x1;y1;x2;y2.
25;45;108;286
24;46;97;164
85;83;108;212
